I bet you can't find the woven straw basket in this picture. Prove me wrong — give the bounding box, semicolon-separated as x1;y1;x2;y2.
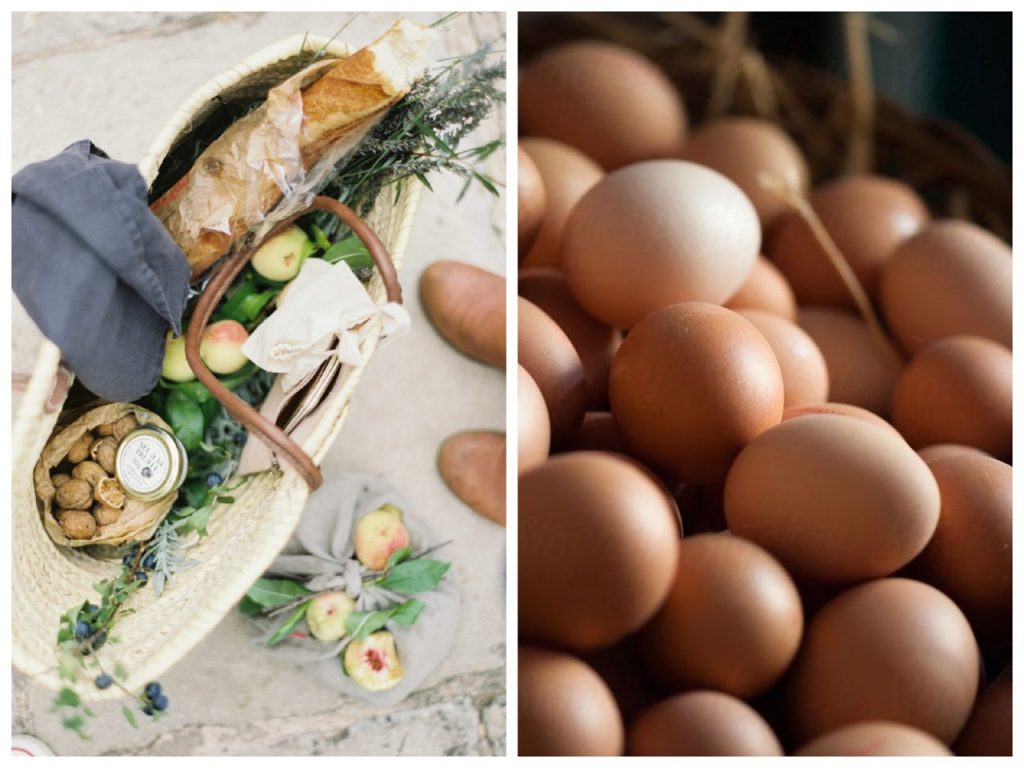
12;33;422;699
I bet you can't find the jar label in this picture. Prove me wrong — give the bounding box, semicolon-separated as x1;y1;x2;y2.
118;434;171;495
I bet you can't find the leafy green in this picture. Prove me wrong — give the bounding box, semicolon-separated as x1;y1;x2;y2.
164;390;205;451
375;559;449;594
266;603;309;646
321;236;372;270
345;598;425;640
385;546;411;569
245;578;312;609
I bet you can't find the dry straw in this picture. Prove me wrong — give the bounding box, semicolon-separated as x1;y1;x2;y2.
12;33;421;700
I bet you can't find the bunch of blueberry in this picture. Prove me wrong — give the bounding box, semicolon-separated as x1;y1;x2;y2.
120;543;158;584
141;681;170;715
73;607;107;653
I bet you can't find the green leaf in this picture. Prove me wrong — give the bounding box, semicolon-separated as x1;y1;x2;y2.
345;609;392;641
322;236;372;270
62;715;88;736
310;223;332;252
189;504;213;537
245;578;311;609
345;599;425;640
237;595;264;616
266;603;309;646
386;546;412;569
113;663;128;681
376;559;450;594
161;379;214;403
236;290;277;324
390;598;425;626
217;361;258;391
122;705;138;729
57;643;80;683
54;687;80;707
216;272;257;322
165;390;205;451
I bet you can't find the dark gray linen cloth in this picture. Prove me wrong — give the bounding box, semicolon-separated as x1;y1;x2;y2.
12;140;190;401
249;474;460;707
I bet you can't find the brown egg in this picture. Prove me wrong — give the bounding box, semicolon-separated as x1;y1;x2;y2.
681;117;809;231
954;667;1012;756
891;335;1012;459
917;443;990;463
725;415;939;584
518;366;550;474
788;578;980;744
519;268;622;409
641;534;803;699
580;640;661;724
768;174;929;306
573;411;630;456
518;297;586;447
519;645;623;756
519;452;680;650
797;307;902;415
739;310;829;408
910;454;1011;637
628;691;783;756
880;219;1012;354
517;146;545;258
562;161;760;329
795;722;952;756
520;40;687;170
726;257;798;321
782;401;900;437
520;138;603;270
610;303;783;484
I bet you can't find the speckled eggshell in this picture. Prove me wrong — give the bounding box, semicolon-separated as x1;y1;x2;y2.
519;267;622;409
739;309;829;408
519;645;623;756
726;257;798;320
518;366;550;474
880;219;1012;354
517;145;546;258
724;414;940;583
768;174;928;306
795;722;952;756
562;161;760;329
797;307;902;416
640;534;803;699
891;335;1012;460
681;117;809;231
520;137;603;270
518;297;586;448
519;452;680;651
910;453;1012;637
788;578;980;745
520;40;688;170
628;691;783;756
610;303;783;484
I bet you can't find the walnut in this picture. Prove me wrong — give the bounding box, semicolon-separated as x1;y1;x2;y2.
112;413;139;441
92;502;122;526
51;473;71;488
90;437;118;474
94;477;126;509
57;509;97;540
66;432;94;464
54;478;93;510
71;460;108;486
95;421;115;437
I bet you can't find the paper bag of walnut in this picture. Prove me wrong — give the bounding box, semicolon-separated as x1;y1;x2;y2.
240;474;460;707
33;403;180;548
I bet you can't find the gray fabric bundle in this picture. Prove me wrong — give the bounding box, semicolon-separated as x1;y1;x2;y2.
250;474;459;707
12;140;190;402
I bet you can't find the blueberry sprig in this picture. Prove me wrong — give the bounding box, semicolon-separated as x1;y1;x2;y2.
53;541;172;736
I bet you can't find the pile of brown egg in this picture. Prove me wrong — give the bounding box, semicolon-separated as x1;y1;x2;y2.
517;39;1011;757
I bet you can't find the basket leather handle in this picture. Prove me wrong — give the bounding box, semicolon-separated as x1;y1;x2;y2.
185;196;402;490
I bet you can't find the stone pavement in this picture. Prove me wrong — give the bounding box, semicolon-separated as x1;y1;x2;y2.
11;11;507;756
